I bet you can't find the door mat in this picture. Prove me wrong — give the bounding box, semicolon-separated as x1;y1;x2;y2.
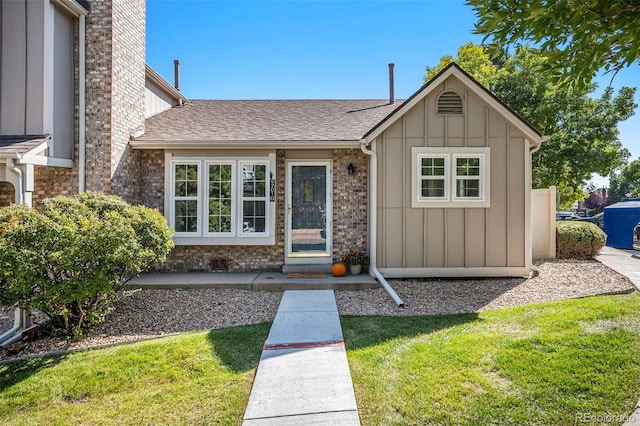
286;273;327;279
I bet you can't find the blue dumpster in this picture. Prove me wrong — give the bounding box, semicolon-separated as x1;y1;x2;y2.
603;200;640;249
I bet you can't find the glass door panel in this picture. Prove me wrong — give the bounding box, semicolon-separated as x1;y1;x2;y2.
289;164;329;255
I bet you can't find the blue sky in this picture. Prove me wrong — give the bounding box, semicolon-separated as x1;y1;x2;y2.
146;0;639;184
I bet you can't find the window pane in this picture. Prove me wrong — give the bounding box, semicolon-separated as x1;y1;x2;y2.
456;179;480;197
243;200;266;232
243;164;267;197
421;179;445;198
175;164;198;197
456;157;480;176
175;200;198;232
421;157;445;176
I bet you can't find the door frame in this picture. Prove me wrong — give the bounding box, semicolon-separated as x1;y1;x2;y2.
285;160;333;264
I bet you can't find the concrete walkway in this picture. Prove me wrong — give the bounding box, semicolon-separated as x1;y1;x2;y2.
597;246;640;426
596;246;640;290
243;290;360;425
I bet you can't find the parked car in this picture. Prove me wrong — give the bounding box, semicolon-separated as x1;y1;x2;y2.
576;213;604;228
556;211;581;221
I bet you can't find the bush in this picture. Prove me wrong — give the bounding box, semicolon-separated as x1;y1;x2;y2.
556;221;606;259
0;192;174;335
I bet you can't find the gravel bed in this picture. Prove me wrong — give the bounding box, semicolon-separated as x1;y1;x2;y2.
1;259;635;361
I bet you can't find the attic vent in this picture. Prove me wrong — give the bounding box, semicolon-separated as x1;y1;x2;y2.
437;91;463;115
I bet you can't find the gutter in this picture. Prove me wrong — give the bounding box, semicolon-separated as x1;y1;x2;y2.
360;139;404;307
530;135;547;154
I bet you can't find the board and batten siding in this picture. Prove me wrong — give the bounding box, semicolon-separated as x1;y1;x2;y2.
0;0;75;159
376;76;531;277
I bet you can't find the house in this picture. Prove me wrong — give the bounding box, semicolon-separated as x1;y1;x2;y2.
0;0;544;279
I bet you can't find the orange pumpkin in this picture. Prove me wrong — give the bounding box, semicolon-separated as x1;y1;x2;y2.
331;262;347;277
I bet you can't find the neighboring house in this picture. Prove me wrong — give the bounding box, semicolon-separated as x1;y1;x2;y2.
0;0;544;278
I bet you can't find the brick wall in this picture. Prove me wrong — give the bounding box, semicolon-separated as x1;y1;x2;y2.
0;182;15;206
154;149;369;272
332;149;369;261
83;0;146;202
110;0;145;204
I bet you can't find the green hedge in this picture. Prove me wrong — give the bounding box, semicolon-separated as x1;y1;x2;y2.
0;192;174;336
556;221;607;259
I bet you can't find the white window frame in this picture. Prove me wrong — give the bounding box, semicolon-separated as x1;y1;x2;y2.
166;153;276;246
238;160;270;237
453;154;484;201
204;161;235;237
416;154;449;202
411;147;490;208
172;162;201;236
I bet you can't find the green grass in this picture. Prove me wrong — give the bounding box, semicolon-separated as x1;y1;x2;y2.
0;323;271;425
1;294;639;426
342;293;640;425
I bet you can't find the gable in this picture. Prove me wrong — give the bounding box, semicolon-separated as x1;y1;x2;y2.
363;63;544;147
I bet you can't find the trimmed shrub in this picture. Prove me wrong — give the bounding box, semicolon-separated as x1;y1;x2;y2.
556;221;607;259
0;192;174;335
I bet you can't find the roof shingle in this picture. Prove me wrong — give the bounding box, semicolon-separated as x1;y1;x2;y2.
137;99;403;142
0;135;50;155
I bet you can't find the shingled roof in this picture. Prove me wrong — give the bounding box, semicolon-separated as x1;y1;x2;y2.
0;135;50;157
135;99;403;144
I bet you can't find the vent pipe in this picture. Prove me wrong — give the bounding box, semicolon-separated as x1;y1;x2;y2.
174;59;180;91
388;63;395;104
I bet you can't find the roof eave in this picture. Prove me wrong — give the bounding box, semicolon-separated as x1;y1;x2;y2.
129;139;363;150
145;64;188;104
51;0;88;16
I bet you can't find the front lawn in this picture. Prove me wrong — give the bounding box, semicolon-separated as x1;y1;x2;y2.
343;293;640;425
0;323;270;425
1;294;638;425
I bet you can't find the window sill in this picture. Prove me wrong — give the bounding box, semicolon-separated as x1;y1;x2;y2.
173;236;276;246
412;200;490;209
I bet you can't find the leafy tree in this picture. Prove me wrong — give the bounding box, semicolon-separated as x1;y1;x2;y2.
425;44;636;206
609;159;640;203
425;42;500;87
0;192;174;335
467;0;640;88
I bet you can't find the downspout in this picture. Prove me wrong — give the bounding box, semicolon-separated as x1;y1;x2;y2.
360;140;404;307
0;310;28;348
0;160;31;347
78;14;86;193
6;159;23;204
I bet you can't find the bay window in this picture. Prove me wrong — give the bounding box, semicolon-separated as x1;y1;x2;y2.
168;153;276;245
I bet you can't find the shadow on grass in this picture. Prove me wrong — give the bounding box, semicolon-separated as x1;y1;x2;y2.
340;313;480;351
0;355;65;391
206;322;272;373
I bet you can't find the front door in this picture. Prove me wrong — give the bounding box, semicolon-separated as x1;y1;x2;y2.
286;161;332;263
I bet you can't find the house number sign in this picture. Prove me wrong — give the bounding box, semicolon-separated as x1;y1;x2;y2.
270;173;276;202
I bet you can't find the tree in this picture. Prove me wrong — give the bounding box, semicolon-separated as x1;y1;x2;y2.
424;44;637;207
467;0;640;88
424;42;500;87
609;159;640;203
582;185;609;213
0;192;174;335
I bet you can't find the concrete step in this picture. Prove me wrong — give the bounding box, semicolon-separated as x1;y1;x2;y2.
281;264;333;274
126;271;380;291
